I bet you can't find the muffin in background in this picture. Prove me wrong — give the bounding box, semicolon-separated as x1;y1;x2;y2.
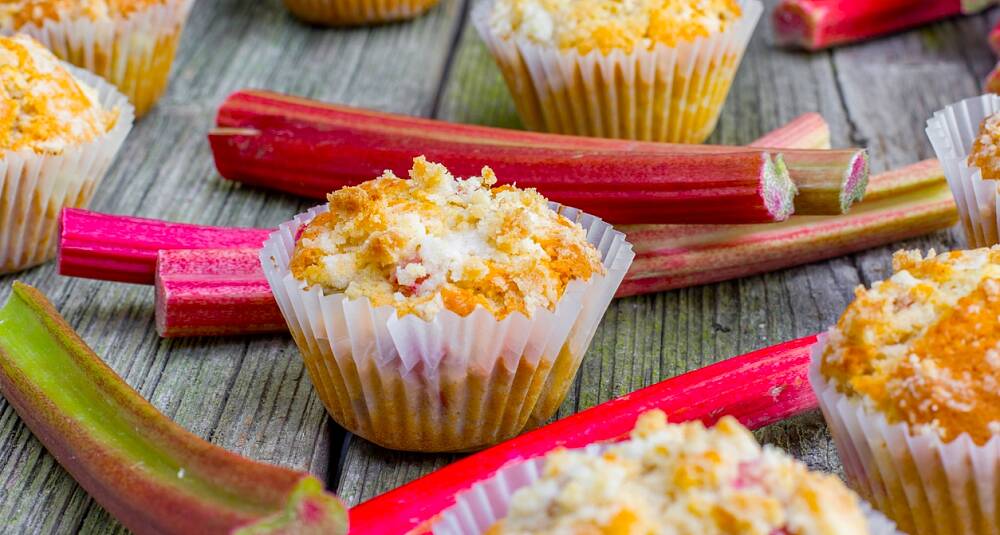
0;0;195;117
282;0;439;26
260;156;633;452
436;411;901;535
812;246;1000;535
474;0;762;143
0;34;133;274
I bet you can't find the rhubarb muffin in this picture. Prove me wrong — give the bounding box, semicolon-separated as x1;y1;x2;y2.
474;0;762;143
811;246;1000;535
0;34;132;273
437;411;899;535
0;0;195;117
260;156;634;452
282;0;439;26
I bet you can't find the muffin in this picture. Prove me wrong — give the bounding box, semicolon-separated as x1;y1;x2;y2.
0;0;195;117
926;94;1000;247
282;0;439;26
473;0;762;143
436;411;900;534
811;247;1000;535
260;156;634;452
0;34;132;274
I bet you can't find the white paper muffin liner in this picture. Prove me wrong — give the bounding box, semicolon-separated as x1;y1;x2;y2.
809;333;1000;535
6;0;194;117
0;66;134;275
433;443;901;535
473;0;761;143
926;94;1000;247
261;202;633;452
282;0;440;25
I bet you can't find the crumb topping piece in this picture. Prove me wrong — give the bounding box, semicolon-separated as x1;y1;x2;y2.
490;411;870;535
0;0;165;28
0;34;117;154
969;112;1000;180
821;247;1000;445
489;0;742;54
289;157;605;321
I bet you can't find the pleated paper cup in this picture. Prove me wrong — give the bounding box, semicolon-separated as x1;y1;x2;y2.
810;334;1000;535
282;0;440;26
261;203;633;452
0;66;133;275
926;94;1000;247
473;0;761;143
432;444;902;535
7;0;194;117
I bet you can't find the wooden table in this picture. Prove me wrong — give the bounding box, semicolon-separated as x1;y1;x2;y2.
0;0;991;531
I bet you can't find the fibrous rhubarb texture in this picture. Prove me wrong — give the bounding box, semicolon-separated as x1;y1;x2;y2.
59;208;271;285
774;0;997;51
0;283;347;535
349;334;820;535
156;249;285;337
618;161;955;297
210;90;870;219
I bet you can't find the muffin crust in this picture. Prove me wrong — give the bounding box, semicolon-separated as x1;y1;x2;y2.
488;0;742;53
821;247;1000;445
0;34;116;153
968;112;1000;180
290;156;605;321
0;0;166;28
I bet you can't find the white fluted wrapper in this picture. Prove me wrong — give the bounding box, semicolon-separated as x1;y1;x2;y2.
261;202;633;452
810;334;1000;535
6;0;194;117
926;94;1000;247
282;0;439;25
473;0;761;143
0;66;133;274
432;443;901;535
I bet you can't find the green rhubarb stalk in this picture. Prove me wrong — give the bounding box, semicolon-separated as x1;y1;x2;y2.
0;283;347;535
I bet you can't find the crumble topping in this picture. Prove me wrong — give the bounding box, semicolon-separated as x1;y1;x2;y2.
489;411;870;535
968;112;1000;180
289;156;605;321
0;34;117;153
821;247;1000;445
489;0;742;54
0;0;166;28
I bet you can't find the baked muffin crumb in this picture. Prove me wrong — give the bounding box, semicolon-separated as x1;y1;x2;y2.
0;0;168;28
968;111;1000;180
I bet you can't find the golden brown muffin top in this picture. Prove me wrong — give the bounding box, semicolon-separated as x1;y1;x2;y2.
488;0;742;54
969;112;1000;180
821;247;1000;445
489;411;871;535
0;34;117;153
290;156;605;321
0;0;166;28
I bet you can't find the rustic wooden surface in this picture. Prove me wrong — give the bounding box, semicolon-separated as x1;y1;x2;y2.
0;0;993;531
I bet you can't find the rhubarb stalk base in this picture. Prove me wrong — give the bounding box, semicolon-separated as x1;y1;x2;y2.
810;335;1000;535
472;0;762;143
0;67;133;274
260;204;633;452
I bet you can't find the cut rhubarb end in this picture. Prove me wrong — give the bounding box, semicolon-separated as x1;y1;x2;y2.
155;249;286;337
840;149;870;212
762;154;797;221
0;283;347;535
349;334;820;535
781;148;870;215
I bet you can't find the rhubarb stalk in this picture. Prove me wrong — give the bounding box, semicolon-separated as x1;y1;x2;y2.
348;334;820;535
773;0;996;51
0;283;347;534
991;19;1000;55
210;90;868;218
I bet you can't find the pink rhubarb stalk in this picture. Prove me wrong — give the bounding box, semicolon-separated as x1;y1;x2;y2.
0;283;347;534
774;0;997;51
210;90;869;218
348;334;820;535
991;19;1000;55
59;208;271;285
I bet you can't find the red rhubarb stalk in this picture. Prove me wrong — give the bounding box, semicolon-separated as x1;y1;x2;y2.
210;90;868;218
59;208;271;285
774;0;996;51
991;19;1000;55
748;113;831;150
347;334;820;535
156;249;285;337
0;283;347;534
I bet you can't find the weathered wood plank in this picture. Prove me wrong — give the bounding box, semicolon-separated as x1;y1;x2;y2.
0;0;466;531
